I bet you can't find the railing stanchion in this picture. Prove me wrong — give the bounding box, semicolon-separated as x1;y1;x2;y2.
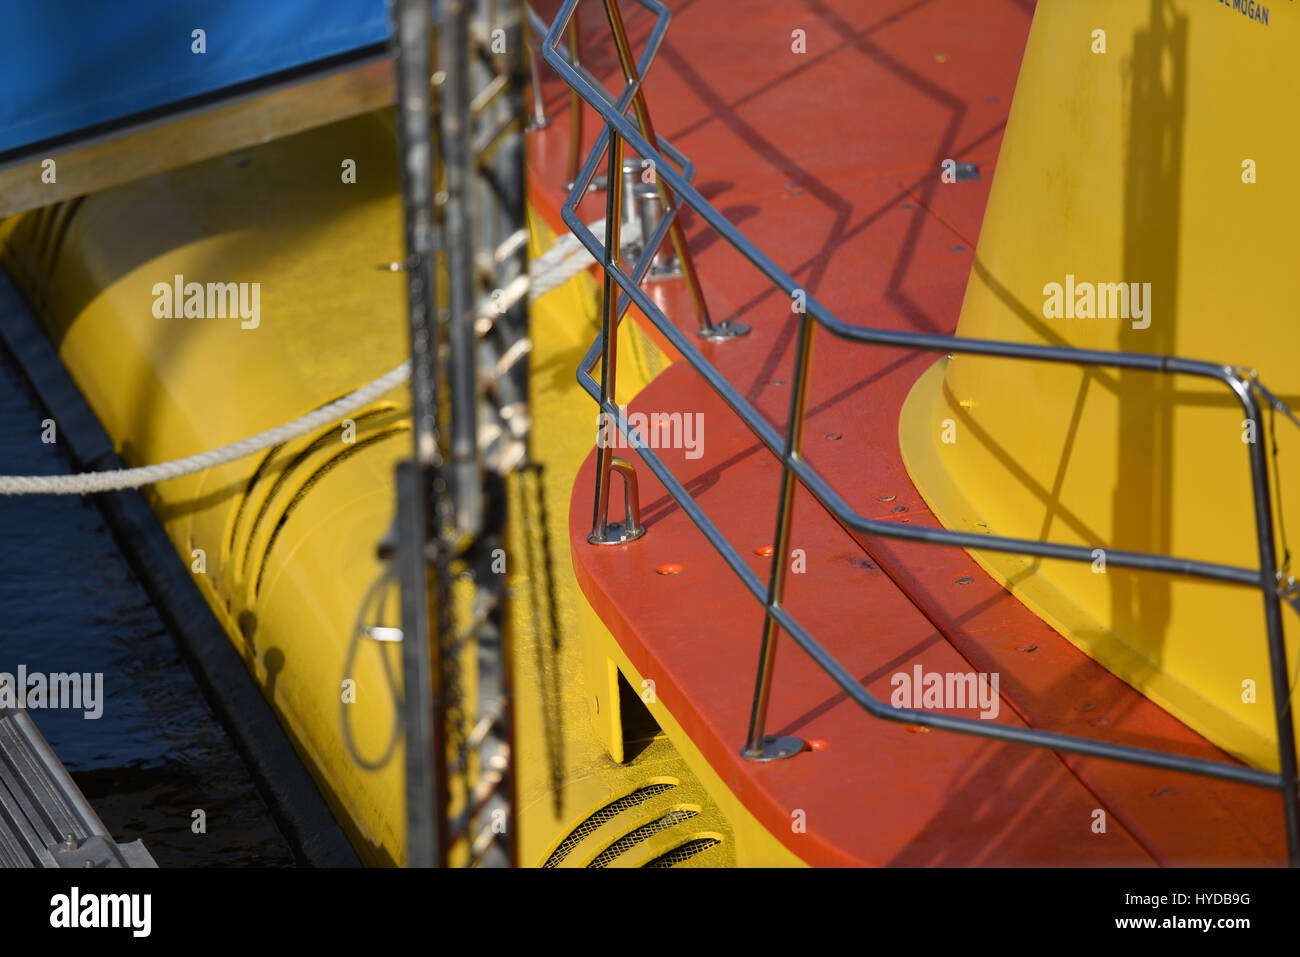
1239;376;1300;864
525;39;549;130
600;0;748;342
743;312;815;761
564;17;586;190
588;131;645;546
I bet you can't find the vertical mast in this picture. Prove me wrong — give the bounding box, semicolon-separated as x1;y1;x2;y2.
391;0;528;868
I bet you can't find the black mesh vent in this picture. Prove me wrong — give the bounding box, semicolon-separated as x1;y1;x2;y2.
543;783;676;868
643;837;722;868
587;808;699;869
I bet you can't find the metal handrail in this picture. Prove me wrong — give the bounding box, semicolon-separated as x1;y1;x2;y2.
525;6;582;182
525;2;744;342
540;0;1300;864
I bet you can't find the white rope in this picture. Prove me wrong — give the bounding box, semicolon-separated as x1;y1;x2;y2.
528;216;631;298
0;364;414;495
0;217;622;495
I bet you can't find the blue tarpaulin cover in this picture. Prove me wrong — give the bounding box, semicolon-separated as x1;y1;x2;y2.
0;0;390;157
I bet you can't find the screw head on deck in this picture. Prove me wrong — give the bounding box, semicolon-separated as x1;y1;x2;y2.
741;734;806;762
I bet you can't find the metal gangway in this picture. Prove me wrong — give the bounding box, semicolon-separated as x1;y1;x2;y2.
0;707;156;868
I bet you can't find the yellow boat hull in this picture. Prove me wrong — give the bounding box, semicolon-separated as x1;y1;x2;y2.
900;0;1300;771
1;108;799;866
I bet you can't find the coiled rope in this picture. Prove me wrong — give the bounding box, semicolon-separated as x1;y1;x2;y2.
0;218;622;495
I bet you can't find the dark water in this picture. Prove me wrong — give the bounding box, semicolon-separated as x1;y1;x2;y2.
0;342;294;867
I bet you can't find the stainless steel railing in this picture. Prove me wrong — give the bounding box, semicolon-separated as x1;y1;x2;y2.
525;2;747;343
539;0;1300;864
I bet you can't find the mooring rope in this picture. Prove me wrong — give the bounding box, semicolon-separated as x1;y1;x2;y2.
0;219;621;495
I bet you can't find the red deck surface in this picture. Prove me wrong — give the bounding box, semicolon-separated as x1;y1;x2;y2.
528;0;1287;865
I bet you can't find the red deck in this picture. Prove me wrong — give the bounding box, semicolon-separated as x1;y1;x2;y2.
528;0;1286;865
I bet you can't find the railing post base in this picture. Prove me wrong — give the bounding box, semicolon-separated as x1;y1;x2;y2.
564;176;608;193
587;521;645;546
699;319;751;342
740;735;805;762
589;456;645;545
